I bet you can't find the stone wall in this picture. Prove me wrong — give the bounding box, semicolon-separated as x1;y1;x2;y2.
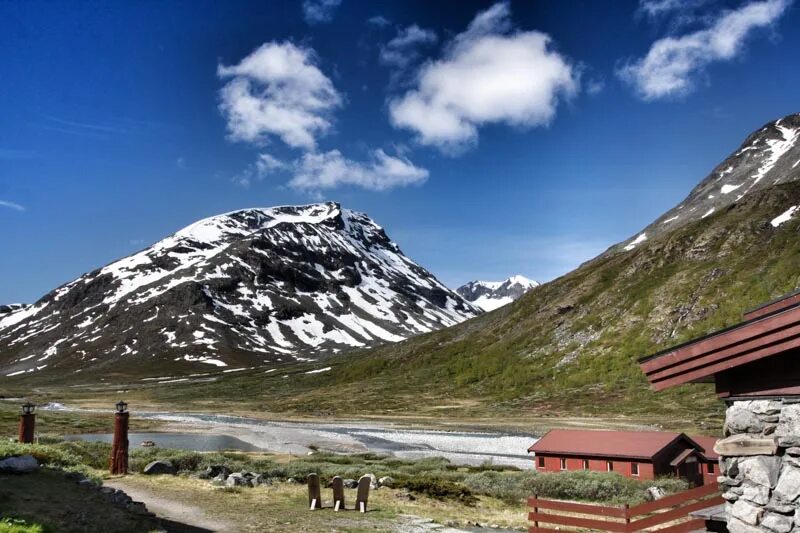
718;399;800;532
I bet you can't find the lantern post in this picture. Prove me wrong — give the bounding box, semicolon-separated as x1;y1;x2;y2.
109;400;129;475
18;402;36;444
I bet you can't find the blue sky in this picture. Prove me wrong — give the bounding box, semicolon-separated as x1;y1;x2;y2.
1;0;798;303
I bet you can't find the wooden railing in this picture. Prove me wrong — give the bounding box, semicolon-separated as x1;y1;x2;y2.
529;483;723;532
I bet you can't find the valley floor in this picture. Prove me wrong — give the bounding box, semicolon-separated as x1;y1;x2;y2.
103;475;522;532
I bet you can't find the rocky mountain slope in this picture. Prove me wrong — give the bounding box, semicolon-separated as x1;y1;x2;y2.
618;113;800;253
0;203;479;378
138;112;799;425
456;275;539;312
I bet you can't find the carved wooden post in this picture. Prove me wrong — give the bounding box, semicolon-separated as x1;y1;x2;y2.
355;475;370;513
332;476;345;511
109;400;129;475
18;403;35;444
307;473;322;510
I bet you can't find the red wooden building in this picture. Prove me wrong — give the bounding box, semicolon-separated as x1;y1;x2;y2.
528;429;718;485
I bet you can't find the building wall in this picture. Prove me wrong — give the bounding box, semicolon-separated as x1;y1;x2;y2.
718;399;800;533
534;454;656;480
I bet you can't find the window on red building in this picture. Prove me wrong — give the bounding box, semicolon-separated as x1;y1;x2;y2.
606;461;613;472
706;463;715;474
560;458;567;470
538;457;545;468
631;463;639;476
583;459;589;470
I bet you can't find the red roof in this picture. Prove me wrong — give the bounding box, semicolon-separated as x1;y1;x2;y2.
528;429;707;461
690;435;720;461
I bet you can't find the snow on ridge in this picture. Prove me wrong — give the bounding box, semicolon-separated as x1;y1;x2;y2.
624;233;647;251
771;206;798;228
473;295;514;312
721;183;742;194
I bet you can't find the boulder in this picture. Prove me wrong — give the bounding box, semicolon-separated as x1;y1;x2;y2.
211;473;228;486
378;476;395;488
143;460;177;475
645;486;665;501
226;472;250;487
0;455;38;474
252;474;272;486
364;473;378;489
199;465;231;480
343;478;358;489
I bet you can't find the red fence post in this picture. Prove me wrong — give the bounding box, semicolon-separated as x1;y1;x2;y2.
109;402;129;475
624;504;630;532
532;494;539;529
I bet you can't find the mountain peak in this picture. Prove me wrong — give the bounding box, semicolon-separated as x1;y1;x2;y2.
619;111;800;252
0;203;479;379
457;275;539;312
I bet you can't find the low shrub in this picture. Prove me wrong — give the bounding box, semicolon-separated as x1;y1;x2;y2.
463;470;689;505
400;476;477;506
0;517;45;533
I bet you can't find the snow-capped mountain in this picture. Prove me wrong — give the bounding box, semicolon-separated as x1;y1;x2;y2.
456;275;539;312
0;202;480;378
620;112;800;252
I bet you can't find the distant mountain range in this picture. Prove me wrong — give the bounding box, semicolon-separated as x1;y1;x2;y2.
0;203;479;378
456;275;539;311
229;111;800;423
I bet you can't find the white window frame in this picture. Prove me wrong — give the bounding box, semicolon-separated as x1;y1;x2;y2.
631;462;639;476
560;457;567;470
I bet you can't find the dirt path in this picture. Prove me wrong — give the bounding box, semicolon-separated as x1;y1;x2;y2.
105;479;233;532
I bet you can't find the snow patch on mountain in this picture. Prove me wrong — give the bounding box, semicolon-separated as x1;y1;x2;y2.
772;205;798;227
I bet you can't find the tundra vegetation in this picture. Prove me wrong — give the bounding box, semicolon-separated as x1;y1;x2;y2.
1;439;689;531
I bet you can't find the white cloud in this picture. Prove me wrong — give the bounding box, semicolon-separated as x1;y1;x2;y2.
302;0;342;25
620;0;791;100
367;15;391;27
380;25;438;69
0;200;25;212
288;149;428;192
218;42;342;150
586;78;606;96
234;153;289;187
638;0;709;18
388;2;579;153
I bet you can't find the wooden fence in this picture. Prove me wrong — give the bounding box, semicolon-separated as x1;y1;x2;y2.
528;483;723;533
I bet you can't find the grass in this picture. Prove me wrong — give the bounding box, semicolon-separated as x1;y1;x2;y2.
0;440;688;507
0;469;164;533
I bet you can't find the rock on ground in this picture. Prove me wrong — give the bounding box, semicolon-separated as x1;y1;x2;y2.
0;455;39;474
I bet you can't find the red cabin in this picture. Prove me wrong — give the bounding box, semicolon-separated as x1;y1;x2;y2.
528;429;718;485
